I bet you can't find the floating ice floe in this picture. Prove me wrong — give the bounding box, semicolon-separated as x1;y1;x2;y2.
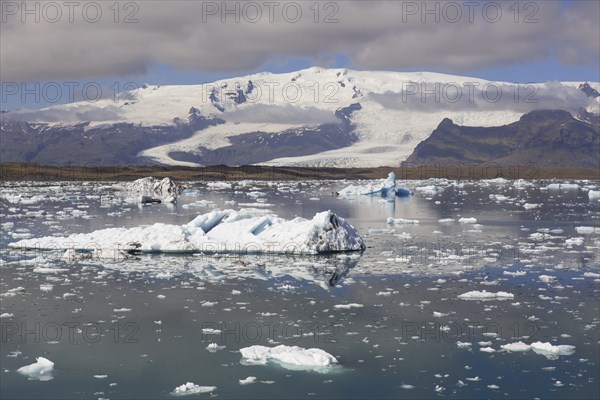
239;376;257;385
457;290;514;300
239;345;338;371
171;382;217;396
9;209;365;255
17;357;55;381
499;341;576;359
545;183;580;191
333;303;363;309
501;342;532;352
116;177;184;203
338;172;412;198
530;342;576;359
588;190;600;201
575;226;600;235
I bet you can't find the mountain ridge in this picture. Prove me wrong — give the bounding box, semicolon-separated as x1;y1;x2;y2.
1;68;599;168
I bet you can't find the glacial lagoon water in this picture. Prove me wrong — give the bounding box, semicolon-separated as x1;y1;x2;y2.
1;178;599;399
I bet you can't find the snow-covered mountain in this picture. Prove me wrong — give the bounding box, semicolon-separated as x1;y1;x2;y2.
2;67;598;167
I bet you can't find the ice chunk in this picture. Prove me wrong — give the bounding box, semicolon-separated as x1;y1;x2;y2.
415;186;438;195
588;190;600;201
501;342;531;352
480;347;496;353
239;376;257;385
206;343;226;352
503;270;526;277
17;357;55;381
333;303;363;309
458;217;477;224
239;345;338;371
120;177;185;203
171;382;217;396
575;226;599;235
10;210;365;255
531;342;576;359
538;275;556;283
545;183;579;190
387;218;419;225
338;172;411;198
458;290;514;300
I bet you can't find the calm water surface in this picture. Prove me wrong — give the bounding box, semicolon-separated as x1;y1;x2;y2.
1;179;599;399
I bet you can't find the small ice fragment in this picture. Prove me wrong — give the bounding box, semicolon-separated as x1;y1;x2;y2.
171;382;217;396
206;343;226;352
333;303;363;310
239;376;256;385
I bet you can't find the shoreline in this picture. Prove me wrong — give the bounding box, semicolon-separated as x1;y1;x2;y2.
1;163;599;181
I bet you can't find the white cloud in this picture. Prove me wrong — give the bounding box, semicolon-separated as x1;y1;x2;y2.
0;1;598;81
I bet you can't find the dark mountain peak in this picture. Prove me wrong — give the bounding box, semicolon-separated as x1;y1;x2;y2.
407;109;598;169
438;117;455;127
579;82;600;98
335;103;362;125
189;106;200;115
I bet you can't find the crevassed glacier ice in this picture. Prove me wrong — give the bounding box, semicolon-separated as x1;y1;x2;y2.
9;209;365;255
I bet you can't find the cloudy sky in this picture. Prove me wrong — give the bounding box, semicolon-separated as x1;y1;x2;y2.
1;0;598;109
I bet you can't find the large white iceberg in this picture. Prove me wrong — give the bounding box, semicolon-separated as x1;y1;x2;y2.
239;345;338;371
17;357;55;381
9;210;365;255
338;172;411;198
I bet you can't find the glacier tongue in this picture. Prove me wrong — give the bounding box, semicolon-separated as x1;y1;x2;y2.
9;209;365;255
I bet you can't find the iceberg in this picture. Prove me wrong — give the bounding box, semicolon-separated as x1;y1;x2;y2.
117;177;184;203
9;210;365;255
501;342;531;352
530;342;576;359
239;345;338;371
338;172;412;198
457;290;514;300
17;357;55;381
171;382;217;396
